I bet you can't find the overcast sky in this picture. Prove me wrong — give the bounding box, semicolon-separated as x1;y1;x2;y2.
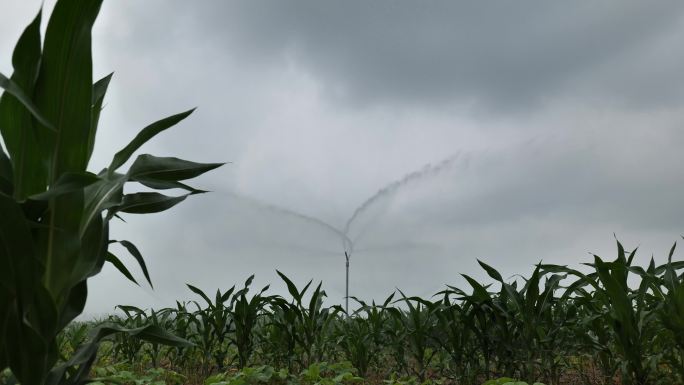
2;1;684;315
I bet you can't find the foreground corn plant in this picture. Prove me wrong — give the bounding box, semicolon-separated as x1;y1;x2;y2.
0;2;222;384
543;240;684;385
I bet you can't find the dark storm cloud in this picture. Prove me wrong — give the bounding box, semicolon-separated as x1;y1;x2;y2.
172;1;684;112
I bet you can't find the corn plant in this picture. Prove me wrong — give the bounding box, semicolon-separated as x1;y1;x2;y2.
458;274;500;380
109;306;149;364
0;2;221;383
164;301;195;369
335;295;394;377
478;261;570;383
230;275;275;368
433;288;478;384
658;245;684;380
28;239;684;383
626;241;684;382
186;284;236;373
570;286;619;385
387;293;440;382
143;308;176;368
276;271;341;367
335;316;374;377
258;297;301;371
55;323;90;362
543;240;670;385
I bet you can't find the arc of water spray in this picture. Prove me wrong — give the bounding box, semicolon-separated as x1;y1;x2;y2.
343;153;461;244
226;152;461;314
222;191;353;250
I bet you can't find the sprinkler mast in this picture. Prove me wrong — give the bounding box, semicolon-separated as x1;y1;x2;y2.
345;251;350;315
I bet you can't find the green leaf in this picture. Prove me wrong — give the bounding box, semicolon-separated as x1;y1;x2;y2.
34;0;103;178
187;284;213;307
524;264;541;315
0;9;50;200
106;252;139;286
478;259;504;282
81;172;126;235
88;73;113;163
116;191;188;214
112;240;152;288
461;274;491;302
128;154;224;182
0;73;53;131
136;178;206;194
109;108;195;172
116;304;145;316
48;323;192;385
277;270;309;303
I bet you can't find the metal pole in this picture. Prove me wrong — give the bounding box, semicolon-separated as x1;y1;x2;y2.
345;251;350;316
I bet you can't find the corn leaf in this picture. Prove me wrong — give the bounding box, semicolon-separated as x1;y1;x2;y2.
109;108;195;172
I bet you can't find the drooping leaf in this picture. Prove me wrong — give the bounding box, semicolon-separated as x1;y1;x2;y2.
0;73;53;130
112;240;152;288
47;323;192;385
187;284;213;307
105;252;139;286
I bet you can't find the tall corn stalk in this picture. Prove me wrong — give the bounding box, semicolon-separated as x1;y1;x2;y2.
543;240;681;385
0;2;222;384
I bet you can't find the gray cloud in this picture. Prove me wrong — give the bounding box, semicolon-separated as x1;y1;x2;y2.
175;1;684;112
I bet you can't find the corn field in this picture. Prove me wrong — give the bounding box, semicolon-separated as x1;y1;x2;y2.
48;240;684;385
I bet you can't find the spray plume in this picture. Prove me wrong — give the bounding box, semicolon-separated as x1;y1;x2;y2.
342;153;461;249
222;191;352;248
225;154;460;313
225;153;460;254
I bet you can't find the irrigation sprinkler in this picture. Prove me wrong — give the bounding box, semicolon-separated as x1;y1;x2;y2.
225;154;459;317
345;251;350;316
